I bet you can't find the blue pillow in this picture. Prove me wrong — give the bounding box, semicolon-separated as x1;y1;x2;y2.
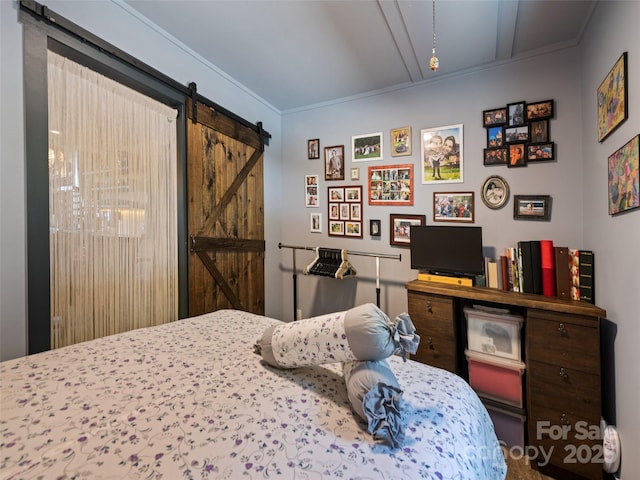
343;359;405;448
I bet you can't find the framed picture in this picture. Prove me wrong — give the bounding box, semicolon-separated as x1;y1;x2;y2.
367;164;413;206
527;100;554;121
598;52;628;143
308;139;320;159
390;214;425;247
507;102;526;127
484;147;507;166
390;126;411;156
324;145;344;180
486;126;504;147
421;124;463;184
508;143;527;167
350;167;360;181
527;143;555;162
310;213;322;233
328;185;362;238
529;119;549;143
483;107;507;127
370;219;381;237
608;134;639;215
304;174;319;207
352;132;383;162
505;125;528;143
481;175;509;210
513;195;552;221
433;192;475;222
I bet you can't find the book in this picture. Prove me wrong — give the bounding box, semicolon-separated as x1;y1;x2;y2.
530;240;543;295
540;240;556;297
568;249;580;300
488;261;499;289
500;255;510;291
579;250;595;304
554;246;571;300
518;241;534;294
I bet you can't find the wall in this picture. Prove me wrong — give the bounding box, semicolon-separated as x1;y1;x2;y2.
281;47;585;321
0;0;284;360
580;2;640;479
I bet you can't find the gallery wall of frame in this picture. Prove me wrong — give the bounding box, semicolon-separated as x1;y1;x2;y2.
482;99;555;168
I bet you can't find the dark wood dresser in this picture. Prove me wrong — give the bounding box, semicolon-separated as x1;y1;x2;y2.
406;279;607;480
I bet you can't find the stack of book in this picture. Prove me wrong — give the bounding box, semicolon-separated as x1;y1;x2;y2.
483;241;595;303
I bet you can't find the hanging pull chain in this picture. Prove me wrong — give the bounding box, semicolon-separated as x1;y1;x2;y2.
429;0;439;71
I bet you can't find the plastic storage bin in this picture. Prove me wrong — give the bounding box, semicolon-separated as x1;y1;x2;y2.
466;349;526;408
464;306;523;361
482;397;526;449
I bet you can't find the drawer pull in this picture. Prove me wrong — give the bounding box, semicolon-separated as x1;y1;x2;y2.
561;413;570;426
559;367;569;380
557;323;568;336
425;302;433;314
427;337;435;350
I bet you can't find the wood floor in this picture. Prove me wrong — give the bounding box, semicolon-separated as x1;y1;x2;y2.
504;448;555;480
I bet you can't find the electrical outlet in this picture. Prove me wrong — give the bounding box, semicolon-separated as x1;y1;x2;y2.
296;309;302;320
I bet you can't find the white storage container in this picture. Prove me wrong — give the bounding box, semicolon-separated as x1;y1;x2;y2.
464;306;523;361
466;349;526;408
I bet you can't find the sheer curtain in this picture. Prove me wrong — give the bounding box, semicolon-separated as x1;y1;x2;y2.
47;51;178;348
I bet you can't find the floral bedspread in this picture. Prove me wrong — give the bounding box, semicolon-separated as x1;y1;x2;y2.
1;310;506;479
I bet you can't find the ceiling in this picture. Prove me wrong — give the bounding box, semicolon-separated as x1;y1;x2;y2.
123;0;597;112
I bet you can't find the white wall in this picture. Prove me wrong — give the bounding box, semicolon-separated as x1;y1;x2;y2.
580;2;640;479
281;47;586;321
0;0;284;360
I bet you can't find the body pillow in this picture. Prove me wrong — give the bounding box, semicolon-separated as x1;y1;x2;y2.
258;303;419;368
343;359;405;448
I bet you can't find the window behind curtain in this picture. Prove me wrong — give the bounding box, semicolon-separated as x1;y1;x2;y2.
47;50;178;348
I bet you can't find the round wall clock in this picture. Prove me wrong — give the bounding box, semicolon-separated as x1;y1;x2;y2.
481;175;510;209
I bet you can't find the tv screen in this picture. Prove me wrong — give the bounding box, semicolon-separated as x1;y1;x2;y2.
410;225;484;276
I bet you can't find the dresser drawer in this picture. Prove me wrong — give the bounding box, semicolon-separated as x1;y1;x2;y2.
527;359;600;419
407;292;457;373
527;309;600;373
528;405;603;480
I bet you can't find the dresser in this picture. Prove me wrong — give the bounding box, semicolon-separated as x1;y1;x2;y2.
406;279;607;480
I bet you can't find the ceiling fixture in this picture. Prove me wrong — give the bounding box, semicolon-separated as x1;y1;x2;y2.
429;0;439;72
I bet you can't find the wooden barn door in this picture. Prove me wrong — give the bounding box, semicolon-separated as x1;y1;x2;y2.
187;98;265;316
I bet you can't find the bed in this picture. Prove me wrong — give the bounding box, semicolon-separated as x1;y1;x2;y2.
1;309;506;479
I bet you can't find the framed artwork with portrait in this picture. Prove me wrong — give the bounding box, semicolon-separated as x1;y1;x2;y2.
307;139;320;159
324;145;344;181
389;214;425;247
421;124;463;184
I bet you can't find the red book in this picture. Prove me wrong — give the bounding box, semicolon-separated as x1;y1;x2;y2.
540;240;556;297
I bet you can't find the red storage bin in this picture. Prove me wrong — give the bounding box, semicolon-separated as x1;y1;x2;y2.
466;349;526;408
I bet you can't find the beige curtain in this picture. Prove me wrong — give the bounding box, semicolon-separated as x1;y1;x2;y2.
47;51;178;348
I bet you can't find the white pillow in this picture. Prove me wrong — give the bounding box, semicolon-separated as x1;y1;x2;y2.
258;303;419;369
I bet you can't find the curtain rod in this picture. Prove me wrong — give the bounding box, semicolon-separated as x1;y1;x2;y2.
18;0;271;145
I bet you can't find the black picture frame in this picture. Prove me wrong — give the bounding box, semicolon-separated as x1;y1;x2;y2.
486;126;504;147
508;143;527;167
370;219;381;237
513;195;552;221
526;100;554;121
483;147;507;166
505;125;529;143
529;119;550;143
507;101;527;127
483;107;507;127
527;142;555;162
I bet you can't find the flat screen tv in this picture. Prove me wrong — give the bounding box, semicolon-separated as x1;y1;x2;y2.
410;225;484;277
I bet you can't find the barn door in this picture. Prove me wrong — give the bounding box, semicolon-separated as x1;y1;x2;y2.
187;98;265;316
